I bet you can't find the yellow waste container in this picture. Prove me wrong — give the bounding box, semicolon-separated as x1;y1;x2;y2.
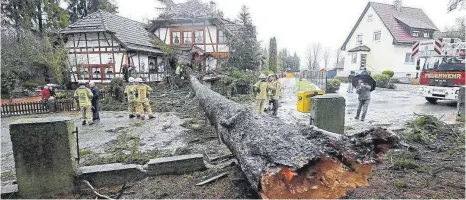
297;90;325;113
286;72;294;78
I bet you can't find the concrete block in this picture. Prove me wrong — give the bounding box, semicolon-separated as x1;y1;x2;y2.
147;154;206;175
1;184;18;198
311;94;346;134
457;86;465;121
78;163;146;188
9;117;77;198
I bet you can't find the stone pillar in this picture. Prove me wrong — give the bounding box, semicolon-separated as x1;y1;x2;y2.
310;94;345;134
458;86;465;122
9;117;77;198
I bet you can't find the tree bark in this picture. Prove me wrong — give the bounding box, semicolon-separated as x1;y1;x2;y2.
189;75;400;199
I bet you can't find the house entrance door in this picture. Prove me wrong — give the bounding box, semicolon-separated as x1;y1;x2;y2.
360;54;367;70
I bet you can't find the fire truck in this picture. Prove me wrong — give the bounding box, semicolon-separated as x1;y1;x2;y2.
413;38;466;103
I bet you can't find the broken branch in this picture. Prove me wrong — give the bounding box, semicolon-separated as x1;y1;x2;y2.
82;180;115;200
196;172;229;186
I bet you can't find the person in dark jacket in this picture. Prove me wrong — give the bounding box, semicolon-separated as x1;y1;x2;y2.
347;71;355;93
355;79;371;121
48;86;56;97
89;82;100;121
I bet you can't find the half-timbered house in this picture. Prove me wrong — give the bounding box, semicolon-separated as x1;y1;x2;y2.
60;10;165;83
148;1;238;72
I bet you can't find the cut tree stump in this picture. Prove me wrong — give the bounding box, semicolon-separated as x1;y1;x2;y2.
189;75;401;199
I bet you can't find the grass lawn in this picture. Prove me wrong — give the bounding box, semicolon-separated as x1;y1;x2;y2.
295;78;317;91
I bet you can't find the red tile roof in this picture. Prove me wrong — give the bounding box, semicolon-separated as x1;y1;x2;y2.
341;2;438;50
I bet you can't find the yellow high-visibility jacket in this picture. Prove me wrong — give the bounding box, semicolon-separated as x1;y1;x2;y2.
74;86;93;107
270;81;281;100
124;84;136;102
175;65;182;75
135;84;152;102
254;81;274;100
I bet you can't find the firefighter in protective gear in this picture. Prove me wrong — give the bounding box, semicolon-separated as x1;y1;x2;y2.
124;77;137;118
253;74;275;114
269;74;281;116
74;80;94;125
135;78;155;119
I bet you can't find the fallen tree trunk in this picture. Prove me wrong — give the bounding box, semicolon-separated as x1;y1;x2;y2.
190;75;400;199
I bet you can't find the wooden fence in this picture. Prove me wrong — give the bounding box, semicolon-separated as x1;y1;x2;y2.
1;90;117;117
1;99;76;117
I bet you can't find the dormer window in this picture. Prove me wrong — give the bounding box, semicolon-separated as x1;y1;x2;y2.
412;31;419;37
367;14;373;22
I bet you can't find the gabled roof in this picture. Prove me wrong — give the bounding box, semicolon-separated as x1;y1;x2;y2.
341;2;439;50
61;10;162;54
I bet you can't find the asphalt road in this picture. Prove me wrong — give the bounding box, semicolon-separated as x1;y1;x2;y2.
277;78;458;135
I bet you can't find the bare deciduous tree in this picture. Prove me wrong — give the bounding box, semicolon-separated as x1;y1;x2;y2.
444;17;465;40
306;42;322;71
322;48;331;69
448;0;465;12
335;48;343;68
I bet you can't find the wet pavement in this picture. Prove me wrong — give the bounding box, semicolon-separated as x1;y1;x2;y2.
277;78;458;135
1;111;187;172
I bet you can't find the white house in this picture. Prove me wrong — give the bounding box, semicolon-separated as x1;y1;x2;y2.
60;10;165;84
340;0;438;78
148;0;237;71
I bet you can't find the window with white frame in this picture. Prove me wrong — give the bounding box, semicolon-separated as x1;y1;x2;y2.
412;31;419;37
218;31;227;43
367;14;373;22
172;31;180;44
423;32;430;38
356;34;363;45
405;53;414;63
195;31;204;43
373;31;381;41
351;53;357;63
183;31;192;44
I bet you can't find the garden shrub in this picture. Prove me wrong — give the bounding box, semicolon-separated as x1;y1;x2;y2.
212;70;257;98
382;70;395;78
327;79;341;93
373;74;391;88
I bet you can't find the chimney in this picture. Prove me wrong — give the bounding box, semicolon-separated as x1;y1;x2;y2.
210;1;217;14
394;0;402;12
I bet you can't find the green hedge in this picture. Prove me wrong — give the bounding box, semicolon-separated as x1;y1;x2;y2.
22;81;39;90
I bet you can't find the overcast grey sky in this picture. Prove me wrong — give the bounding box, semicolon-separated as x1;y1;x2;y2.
118;0;464;65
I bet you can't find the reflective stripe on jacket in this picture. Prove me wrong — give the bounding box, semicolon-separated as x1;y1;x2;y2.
254;81;270;100
136;84;152;102
74;87;93;107
271;81;281;99
124;85;136;102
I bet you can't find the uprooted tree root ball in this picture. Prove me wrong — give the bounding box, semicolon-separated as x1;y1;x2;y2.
189;75;403;198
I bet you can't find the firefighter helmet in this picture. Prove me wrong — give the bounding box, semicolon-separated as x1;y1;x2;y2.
128;77;135;83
